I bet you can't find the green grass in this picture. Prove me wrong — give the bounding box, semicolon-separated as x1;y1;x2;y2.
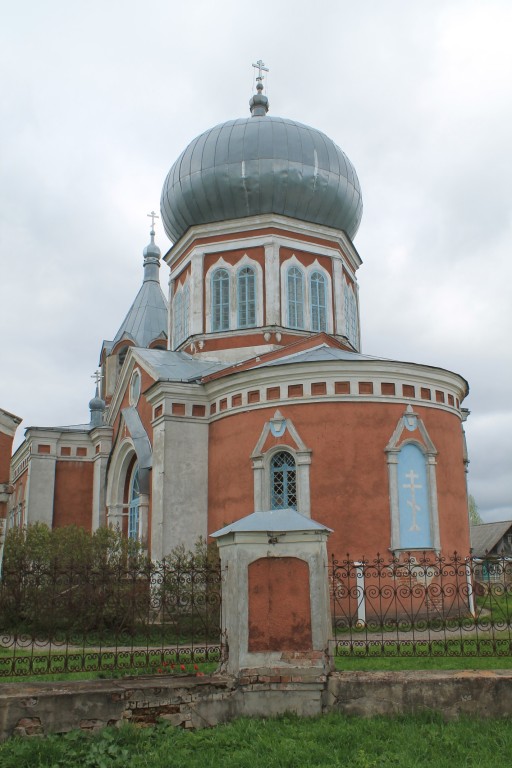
1;713;511;767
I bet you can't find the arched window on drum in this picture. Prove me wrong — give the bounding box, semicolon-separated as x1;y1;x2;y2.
310;270;327;332
287;266;305;329
237;266;256;328
212;268;230;332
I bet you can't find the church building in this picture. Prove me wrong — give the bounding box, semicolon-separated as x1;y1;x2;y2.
7;69;471;560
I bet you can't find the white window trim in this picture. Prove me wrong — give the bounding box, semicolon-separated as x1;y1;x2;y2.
205;255;264;333
251;411;312;517
280;255;333;333
385;407;440;552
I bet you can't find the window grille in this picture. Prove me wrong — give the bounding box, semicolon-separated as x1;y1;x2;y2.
287;267;305;329
212;269;230;331
310;271;327;332
270;451;297;509
237;266;256;328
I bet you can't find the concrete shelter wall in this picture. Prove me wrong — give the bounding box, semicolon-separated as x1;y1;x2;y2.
3;670;512;741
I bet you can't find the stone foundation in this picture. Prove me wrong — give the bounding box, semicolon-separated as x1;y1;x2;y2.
2;670;512;741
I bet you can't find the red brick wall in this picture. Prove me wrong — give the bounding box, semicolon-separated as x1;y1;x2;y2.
53;461;94;530
208;401;470;558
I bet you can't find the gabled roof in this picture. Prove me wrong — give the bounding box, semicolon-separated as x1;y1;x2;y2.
133;348;228;383
470;521;512;556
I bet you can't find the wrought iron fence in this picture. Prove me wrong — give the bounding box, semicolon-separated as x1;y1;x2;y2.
329;552;512;658
0;558;222;677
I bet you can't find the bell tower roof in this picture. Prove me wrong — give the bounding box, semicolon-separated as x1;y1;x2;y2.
110;218;168;350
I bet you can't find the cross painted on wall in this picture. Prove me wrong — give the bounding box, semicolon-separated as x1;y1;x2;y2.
402;469;422;532
397;443;432;549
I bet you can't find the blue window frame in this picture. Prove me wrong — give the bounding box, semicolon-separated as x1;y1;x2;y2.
271;451;297;509
128;466;140;540
310;271;327;332
237;266;256;328
287;266;305;329
212;269;230;331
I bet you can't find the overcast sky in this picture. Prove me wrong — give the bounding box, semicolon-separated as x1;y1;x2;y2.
1;0;510;522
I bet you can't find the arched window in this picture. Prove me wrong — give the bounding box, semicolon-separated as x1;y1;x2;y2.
212;269;230;331
237;266;256;328
287;267;305;329
270;451;297;509
173;290;183;347
128;466;140;540
310;271;327;332
344;281;358;346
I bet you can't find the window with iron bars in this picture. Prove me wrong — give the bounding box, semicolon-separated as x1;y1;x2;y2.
270;451;297;509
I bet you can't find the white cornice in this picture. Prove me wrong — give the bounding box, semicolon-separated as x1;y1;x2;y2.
202;357;468;405
164;214;362;274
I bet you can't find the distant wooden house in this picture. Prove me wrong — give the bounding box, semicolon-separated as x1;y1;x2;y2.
471;522;512;557
470;521;512;584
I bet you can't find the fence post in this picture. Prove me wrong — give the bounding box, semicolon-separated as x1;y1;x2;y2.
354;561;366;627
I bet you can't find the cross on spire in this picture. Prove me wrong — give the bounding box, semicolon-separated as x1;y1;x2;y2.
147;210;159;230
91;369;103;387
252;59;269;82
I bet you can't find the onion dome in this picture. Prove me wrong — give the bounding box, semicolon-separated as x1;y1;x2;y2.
160;82;363;243
89;387;105;428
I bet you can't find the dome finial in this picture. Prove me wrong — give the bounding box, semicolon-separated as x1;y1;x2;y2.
250;59;269;116
143;210;161;282
89;370;105;428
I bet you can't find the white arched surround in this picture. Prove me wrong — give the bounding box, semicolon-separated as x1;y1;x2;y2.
279;255;333;333
251;411;312;517
105;437;149;544
385;406;440;553
204;254;264;333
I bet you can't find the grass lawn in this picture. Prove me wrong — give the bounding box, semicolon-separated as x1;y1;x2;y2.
1;713;511;767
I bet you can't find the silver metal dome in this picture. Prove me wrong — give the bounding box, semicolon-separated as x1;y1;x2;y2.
160;115;363;243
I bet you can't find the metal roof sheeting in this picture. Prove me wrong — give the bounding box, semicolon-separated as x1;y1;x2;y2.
112;280;168;349
161;115;363;243
134;348;227;382
211;507;333;537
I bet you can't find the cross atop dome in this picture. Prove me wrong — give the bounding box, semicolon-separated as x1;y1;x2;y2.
250;59;270;116
252;59;269;83
147;210;159;234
